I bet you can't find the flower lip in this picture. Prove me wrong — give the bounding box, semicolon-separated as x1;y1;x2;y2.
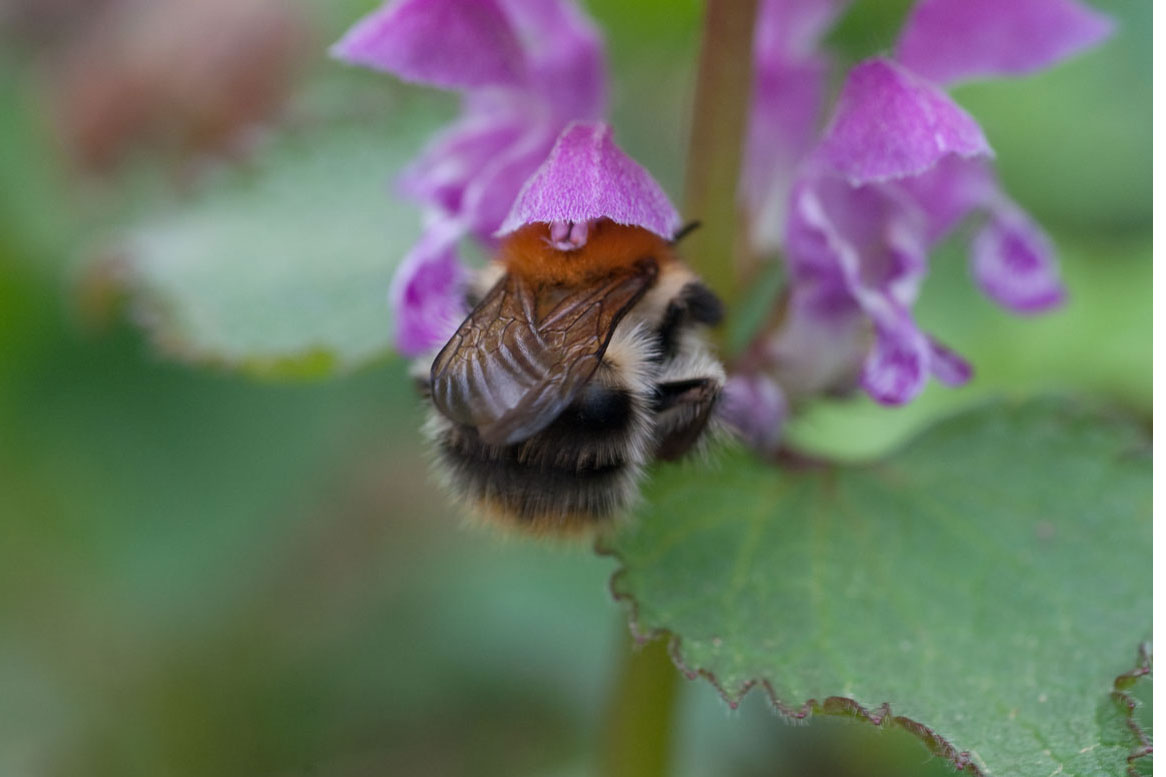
971;208;1066;313
927;336;973;387
496;121;682;241
860;315;930;406
329;0;527;91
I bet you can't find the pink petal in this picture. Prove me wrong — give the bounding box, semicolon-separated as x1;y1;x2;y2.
766;284;869;400
898;155;998;244
861;315;931;406
389;219;469;356
785;172;963;405
971;207;1066;313
817;58;992;185
459;120;560;242
755;0;853;59
396;93;531;217
744;0;852;252
496;121;681;239
783;178;849;283
927;336;972;386
719;373;788;455
330;0;526;91
500;0;607;120
742;53;831;251
786;173;929;311
896;0;1115;87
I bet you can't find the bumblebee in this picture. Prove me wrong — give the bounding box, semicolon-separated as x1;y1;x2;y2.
420;219;724;533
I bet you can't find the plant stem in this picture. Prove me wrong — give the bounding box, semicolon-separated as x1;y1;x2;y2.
600;635;682;777
598;6;758;775
681;0;760;310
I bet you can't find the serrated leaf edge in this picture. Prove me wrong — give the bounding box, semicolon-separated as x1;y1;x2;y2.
597;400;1151;777
602;561;993;772
608;558;1154;777
1111;642;1152;777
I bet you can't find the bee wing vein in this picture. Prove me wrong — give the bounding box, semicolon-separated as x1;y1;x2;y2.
429;262;656;445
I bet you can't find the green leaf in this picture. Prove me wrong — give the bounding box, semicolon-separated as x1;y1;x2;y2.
608;399;1151;776
121;100;444;378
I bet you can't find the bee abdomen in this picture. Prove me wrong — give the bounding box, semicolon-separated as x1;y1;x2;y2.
433;422;641;531
429;382;651;532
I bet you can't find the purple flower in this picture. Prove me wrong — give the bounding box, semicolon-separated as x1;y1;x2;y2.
784;167;969;405
332;0;606;356
738;0;1112;418
498;121;681;241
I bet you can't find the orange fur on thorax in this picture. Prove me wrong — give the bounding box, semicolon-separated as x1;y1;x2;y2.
499;220;675;286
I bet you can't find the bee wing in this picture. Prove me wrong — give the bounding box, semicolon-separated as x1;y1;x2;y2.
431;261;657;446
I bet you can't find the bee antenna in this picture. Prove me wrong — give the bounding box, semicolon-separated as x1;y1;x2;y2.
671;221;702;244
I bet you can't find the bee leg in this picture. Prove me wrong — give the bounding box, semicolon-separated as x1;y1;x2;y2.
651;377;720;460
657;282;724;359
681;282;725;327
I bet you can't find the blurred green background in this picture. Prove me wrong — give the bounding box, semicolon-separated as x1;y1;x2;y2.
0;0;1148;775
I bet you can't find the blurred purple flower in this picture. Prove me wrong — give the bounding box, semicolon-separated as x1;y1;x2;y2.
970;205;1067;313
737;0;1112;424
741;0;851;252
387;216;468;356
896;0;1114;87
331;0;527;90
332;0;606;355
720;374;788;456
